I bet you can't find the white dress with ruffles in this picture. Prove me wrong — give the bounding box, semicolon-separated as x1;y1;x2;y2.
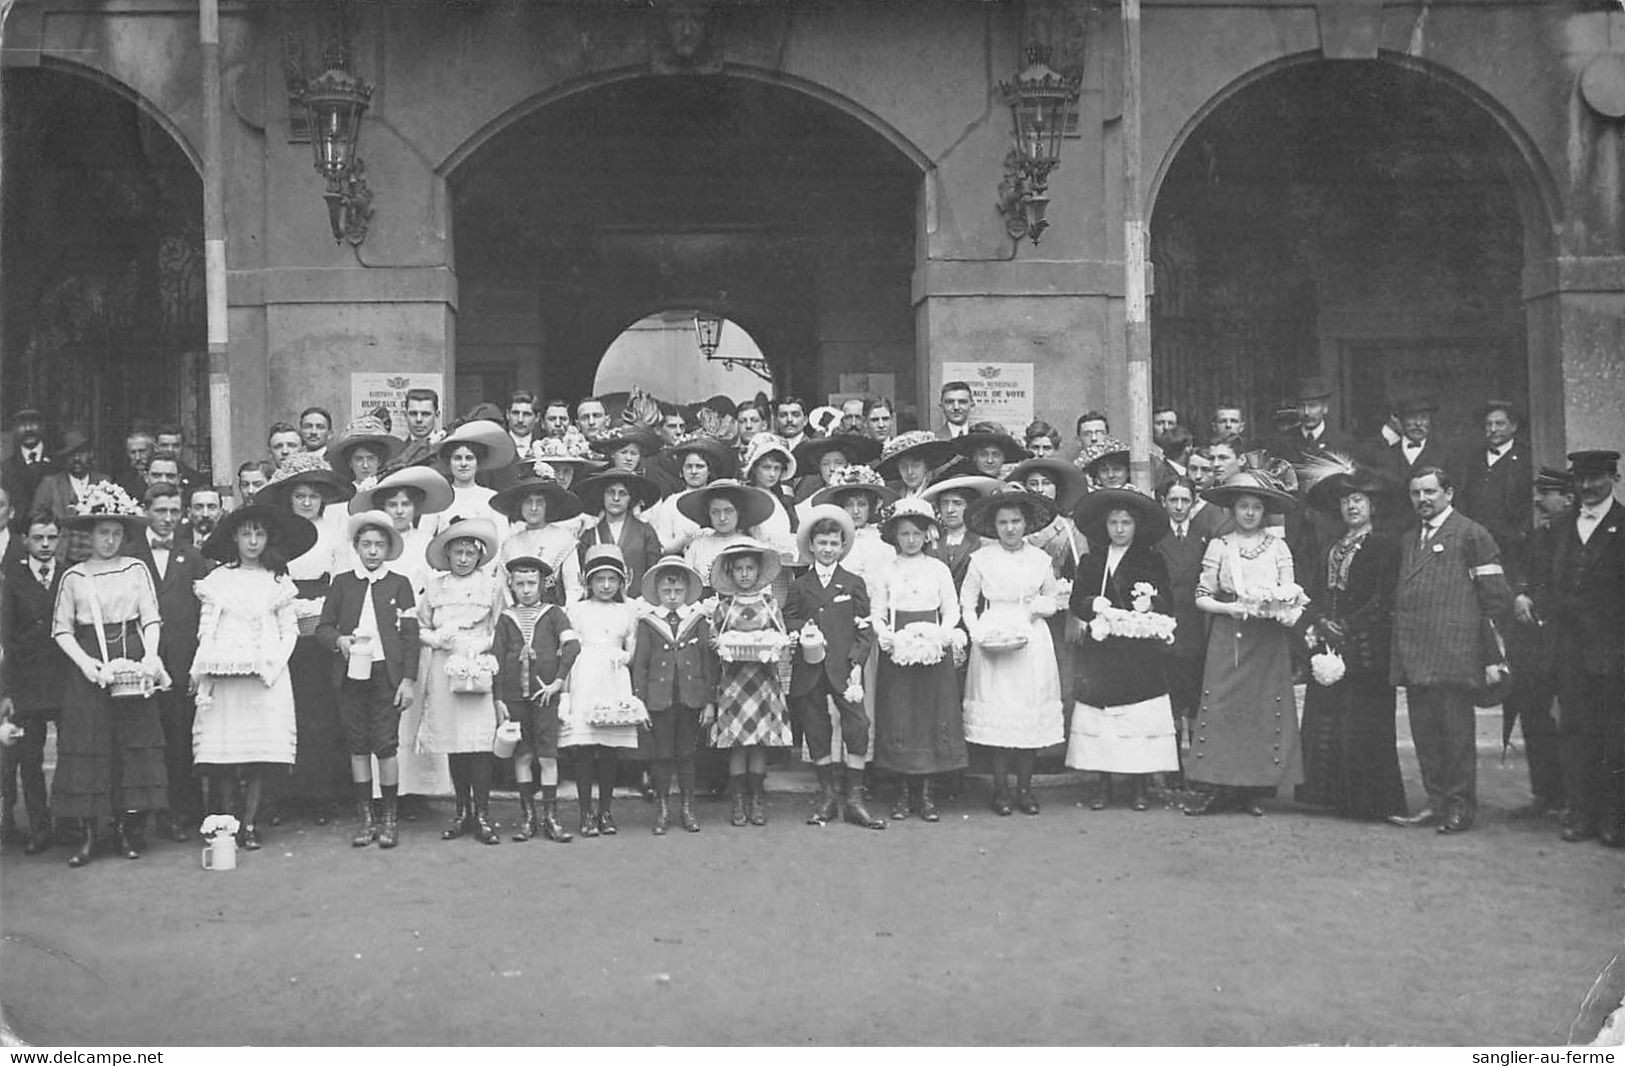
191;567;300;766
959;542;1064;748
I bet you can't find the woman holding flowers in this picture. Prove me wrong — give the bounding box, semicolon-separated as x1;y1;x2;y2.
50;484;168;866
869;497;967;821
1185;471;1305;816
1066;489;1178;812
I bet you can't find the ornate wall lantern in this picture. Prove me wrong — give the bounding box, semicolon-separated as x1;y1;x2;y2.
996;44;1080;245
301;36;374;245
692;309;724;358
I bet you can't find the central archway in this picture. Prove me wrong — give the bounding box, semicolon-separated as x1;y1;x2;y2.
448;73;924;417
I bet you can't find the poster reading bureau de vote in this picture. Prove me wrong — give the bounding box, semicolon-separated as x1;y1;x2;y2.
941;362;1034;433
351;373;447;437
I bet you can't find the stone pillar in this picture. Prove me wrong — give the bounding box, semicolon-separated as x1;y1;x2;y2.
1524;256;1625;460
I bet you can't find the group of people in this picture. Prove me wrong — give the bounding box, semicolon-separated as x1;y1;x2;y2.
0;375;1618;868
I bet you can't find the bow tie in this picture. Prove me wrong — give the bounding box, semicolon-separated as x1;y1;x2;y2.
151;538;173;551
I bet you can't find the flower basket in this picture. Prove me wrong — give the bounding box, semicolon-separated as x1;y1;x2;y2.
718;630;791;664
445;653;499;694
102;658;160;699
1236;583;1310;627
1087;605;1178;644
975;623;1029;654
888;622;958;667
293;598;325;637
586;696;648;729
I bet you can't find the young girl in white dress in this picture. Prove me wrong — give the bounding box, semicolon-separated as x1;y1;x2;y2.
960;489;1064;816
558;545;643;837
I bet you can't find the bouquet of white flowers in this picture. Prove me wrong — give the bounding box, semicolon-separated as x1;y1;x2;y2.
1088;606;1178;644
717;629;791;664
444;653;499;693
1235;582;1309;627
586;695;649;729
200;814;240;840
1310;647;1346;687
888;621;961;666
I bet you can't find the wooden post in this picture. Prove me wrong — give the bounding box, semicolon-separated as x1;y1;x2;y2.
1121;0;1153;492
201;0;232;484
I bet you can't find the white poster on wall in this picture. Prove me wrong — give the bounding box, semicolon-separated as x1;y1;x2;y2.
941;362;1034;432
351;373;446;436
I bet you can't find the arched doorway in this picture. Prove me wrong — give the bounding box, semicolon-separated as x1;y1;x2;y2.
595;311;770;400
1;65;207;477
448;74;921;419
1149;59;1547;449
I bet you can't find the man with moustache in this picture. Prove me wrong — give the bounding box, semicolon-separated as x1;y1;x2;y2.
32;428;106;521
1369;395;1452;534
299;406;335;459
187;486;225;549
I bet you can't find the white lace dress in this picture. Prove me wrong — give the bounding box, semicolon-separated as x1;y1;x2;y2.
959;542;1064;748
191;567;300;766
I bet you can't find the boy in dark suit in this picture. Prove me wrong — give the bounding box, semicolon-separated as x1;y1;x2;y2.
0;513;67;852
317;511;420;849
631;558;717;835
784;508;882;829
138;484;215;840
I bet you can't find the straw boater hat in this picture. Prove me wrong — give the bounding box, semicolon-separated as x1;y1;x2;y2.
426;516;501;571
640;557;704;605
332;414;405;470
1072;487;1170;546
876;430;957;480
261;451;355;508
62;481;149;542
965;486;1059;539
345;509;404;561
201;503;319;564
589;424;664;460
919;474;1005;506
490;462;583;522
572;469;662;513
531;428;602;472
796;503;857;562
1078;436;1132;475
348;465;454;516
810;464;898;510
436;418;517;471
675;478;776;529
665;433;739;481
1005;457;1090;512
582;543;629;585
954;429;1032;466
710;537;782;596
741;432;797;483
793;433;882;472
1202;470;1299;514
879;496;940;547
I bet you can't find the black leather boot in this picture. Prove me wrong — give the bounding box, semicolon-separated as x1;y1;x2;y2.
377;790;400;849
841;768;886;830
472;806;501;845
918;777;940;822
729;774;748;827
678;789;700;833
441;801;469;841
539;799;573;843
747;772;767;826
890;777;911;821
512;793;537;842
652;793;670;836
352;797;376;847
807;765;838;825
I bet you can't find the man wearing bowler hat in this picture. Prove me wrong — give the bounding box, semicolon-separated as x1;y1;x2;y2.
2;408;54;534
1273;376;1351;575
31;428;107;522
1535;450;1625;846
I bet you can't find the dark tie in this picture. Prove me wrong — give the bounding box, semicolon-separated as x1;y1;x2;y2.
37;564;51;588
152;538;172;551
667;611;681;630
1175;525;1185;541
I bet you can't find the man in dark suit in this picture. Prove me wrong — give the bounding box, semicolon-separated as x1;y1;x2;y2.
784;508;881;830
32;428;106;522
1273;376;1354;577
1456;399;1532;588
1537;450;1625;846
1367;394;1453;534
115;427;156;502
137;483;214;841
3;408;55;535
1389;466;1514;834
0;512;67;853
935;381;975;441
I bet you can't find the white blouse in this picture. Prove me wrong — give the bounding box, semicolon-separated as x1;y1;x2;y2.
869;552;960;635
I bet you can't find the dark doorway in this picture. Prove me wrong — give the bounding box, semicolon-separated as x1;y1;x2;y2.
450;75;920;416
1150;60;1529;449
2;66;208;477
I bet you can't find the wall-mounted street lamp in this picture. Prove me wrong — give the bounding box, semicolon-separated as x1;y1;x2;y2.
301;34;373;245
693;308;771;382
996;44;1080;245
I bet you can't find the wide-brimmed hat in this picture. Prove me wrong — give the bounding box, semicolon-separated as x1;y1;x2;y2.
1303;465;1398;516
741;433;797;483
876;431;957;480
490;465;583;522
810;465;898;510
641;557;704;604
1294;376;1334;403
201;503;319;564
572;469;662;513
1005;457;1090;512
261;451;355;508
426;516;500;571
61;480;147;541
436;419;516;471
1202;471;1299;514
879;497;940;547
793;433;881;472
796;503;857;562
345;510;404;561
54;427;93;462
965;487;1059;539
919;475;1006;506
675;478;776;530
664;434;739;481
1079;437;1132;475
710;537;782;595
332;415;405;470
348;465;454;516
589;425;664;460
954;430;1032;466
582;543;629;585
530;429;602;471
1072;487;1170;546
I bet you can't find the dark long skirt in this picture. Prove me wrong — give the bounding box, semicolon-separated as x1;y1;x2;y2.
1295;673;1407;819
1187;614;1301;789
874;609;968;775
52;624;168;819
288;636;349;803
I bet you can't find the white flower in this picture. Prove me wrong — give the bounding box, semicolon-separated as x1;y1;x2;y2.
1311;649;1346;686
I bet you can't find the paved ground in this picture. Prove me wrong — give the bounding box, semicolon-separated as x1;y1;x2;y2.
2;711;1623;1046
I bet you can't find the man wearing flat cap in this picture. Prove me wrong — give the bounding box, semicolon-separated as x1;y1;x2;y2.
1534;450;1625;845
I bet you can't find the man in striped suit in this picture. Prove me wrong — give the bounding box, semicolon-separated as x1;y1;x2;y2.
1389;466;1514;834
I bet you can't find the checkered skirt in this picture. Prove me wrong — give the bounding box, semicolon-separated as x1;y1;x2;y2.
710;661;791;749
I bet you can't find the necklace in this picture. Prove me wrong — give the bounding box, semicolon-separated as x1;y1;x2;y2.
1234;532;1275;560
